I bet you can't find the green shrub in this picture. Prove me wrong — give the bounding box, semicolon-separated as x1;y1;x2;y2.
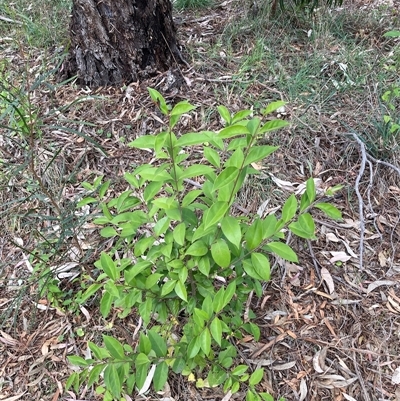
67;89;341;401
174;0;213;10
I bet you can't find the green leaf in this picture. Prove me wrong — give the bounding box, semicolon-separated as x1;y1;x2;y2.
264;242;298;262
139;333;152;354
314;203;342;220
154;216;170;236
306;178;316;205
176;132;209;147
200;328;211;356
67;355;90;367
187;336;201;359
232;109;253;124
148;87;169;115
103;335;124;359
89;342;110;359
173;222;186;246
249;368;264;386
186;240;208;256
262;214;278;240
129;135;156;149
88;364;105;387
144;181;163;202
212;167;239;191
232;365;248;376
161;279;176;296
244;145;278;166
100;252;118;281
179;164;213;180
245;219;263;250
251;252;271;281
204;146;220;168
223;281;236;308
80;283;102;303
260;393;274;401
198;256;211;276
211;239;231;268
135;358;150;390
263;100;287;115
104;280;120;297
289;213;316;239
104;365;122;399
217;124;249;139
153;361;169;391
100;292;113;318
65;372;79;392
175;280;188;302
282;194;297;223
182;189;202;207
259;119;289;133
221;216;242;250
210;317;223;346
100;227;118;238
148;329;167;357
171;100;196;116
204;201;229;229
384;30;400;37
217;105;231;124
145;273;162;289
202;295;213;318
136;352;150;366
213;286;225;313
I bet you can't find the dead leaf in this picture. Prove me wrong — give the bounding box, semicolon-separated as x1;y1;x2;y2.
392;367;400;384
326;232;340;242
329;251;352;263
378;252;388;267
299;378;307;401
1;393;27;401
366;280;397;295
271;361;296;370
321;267;335;294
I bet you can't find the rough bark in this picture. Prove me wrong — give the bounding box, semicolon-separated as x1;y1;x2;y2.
64;0;180;87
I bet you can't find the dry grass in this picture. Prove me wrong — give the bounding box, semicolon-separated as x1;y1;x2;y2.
1;0;400;400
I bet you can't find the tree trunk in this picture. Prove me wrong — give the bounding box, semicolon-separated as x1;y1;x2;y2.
64;0;180;87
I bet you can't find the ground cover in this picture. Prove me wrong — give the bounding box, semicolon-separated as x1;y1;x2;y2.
0;0;400;400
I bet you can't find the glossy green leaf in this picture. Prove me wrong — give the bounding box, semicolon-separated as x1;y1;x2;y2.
100;292;113;318
88;363;105;387
263;101;287;115
171;100;196;116
175;280;188;302
104;280;120;297
154;216;170;236
144;181;163;202
314;203;342;220
103;335;124;359
176;132;209;147
232;109;253;124
129;135;156;149
80;283;102;303
289;213;316;239
306;178;316;205
186;240;208;256
262;214;278;239
67;355;90;367
198;255;211;276
200;328;211;356
148;329;167;357
160;279;176;296
173;222;186;246
100;227;118;238
264;242;298;262
153;361;169;391
244;145;278;166
204;201;229;229
217;124;249;139
179;164;214;180
221;216;242;249
148;87;169;115
139;333;152;355
217;105;231;124
245;219;263;250
212;167;239;191
210;317;223;346
249;368;264;385
213;286;225;313
223;281;236;308
251;252;271;281
211;239;231;268
104;365;122;399
187;336;201;359
204;146;220;168
100;252;118;281
182;189;202;207
282;194;297;223
259;119;289;133
232;365;248;376
89;342;110;360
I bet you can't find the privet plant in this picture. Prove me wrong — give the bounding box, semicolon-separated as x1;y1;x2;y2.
67;89;342;401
